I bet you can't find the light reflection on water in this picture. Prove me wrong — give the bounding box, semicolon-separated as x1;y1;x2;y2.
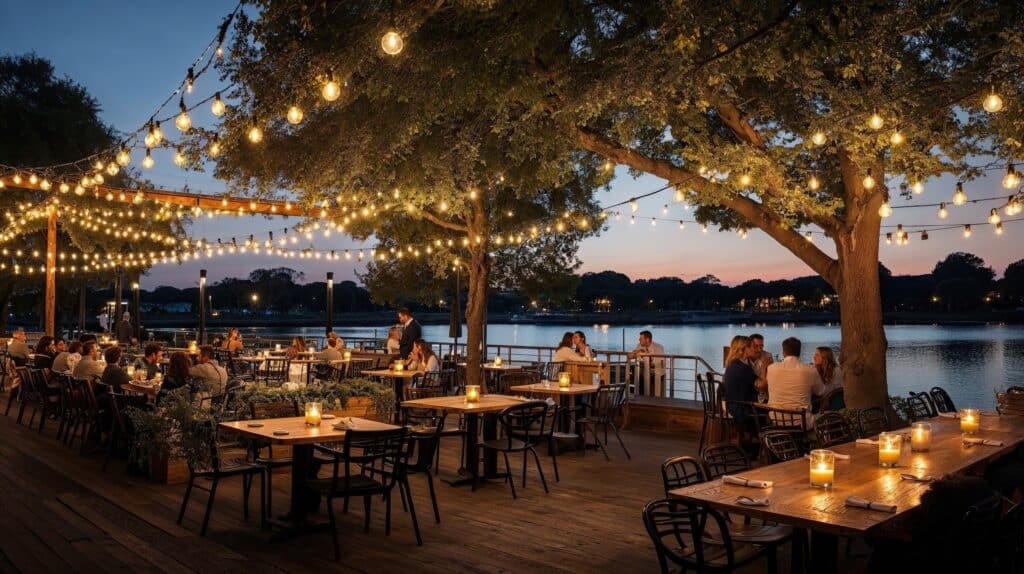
229;323;1024;409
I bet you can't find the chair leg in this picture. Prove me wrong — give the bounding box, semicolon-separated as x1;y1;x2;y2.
425;472;440;524
327;497;341;561
503;452;516;499
242;474;251;521
259;471;267;528
591;425;610;461
177;476;195;525
609;423;631;459
402;480;422;546
200;479;219;536
530;447;549;493
548;436;560;482
363;495;372;533
37;404;47;433
522;449;528;487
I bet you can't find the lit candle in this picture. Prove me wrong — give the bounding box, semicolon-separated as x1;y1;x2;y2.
878;432;901;467
493;355;502;367
960;408;979;434
465;385;480;404
343;350;352;360
911;422;931;452
558;372;571;388
394;361;405;372
275;344;281;351
188;341;197;354
809;449;835;488
305;402;322;426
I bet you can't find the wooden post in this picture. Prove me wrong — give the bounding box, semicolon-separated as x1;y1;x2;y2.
45;208;57;337
326;272;334;335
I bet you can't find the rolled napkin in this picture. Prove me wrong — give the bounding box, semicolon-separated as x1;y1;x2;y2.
722;475;773;489
936;411;958;419
736;496;770;506
845;496;897;513
899;473;936;483
962;437;1004;447
856;438;879;446
804;452;851;461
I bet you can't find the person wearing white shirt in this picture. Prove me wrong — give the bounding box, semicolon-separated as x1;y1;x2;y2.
553;332;588;363
766;337;824;416
409;339;440;372
627;330;666;396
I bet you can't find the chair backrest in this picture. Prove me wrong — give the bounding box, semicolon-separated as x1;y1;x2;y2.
761;430;804;463
497;401;551;446
857;406;889;437
250;400;299;419
696;374;715;416
814;411;853;448
263;357;290;379
642;498;738;573
997;392;1024;416
752;403;808;435
660;456;707;497
929;386;956;413
495;371;540;395
590;383;628;421
818;387;846;413
907;391;937;421
330;427;409;489
701;444;751;480
543;362;565;382
411;370;451;395
348;358;375;378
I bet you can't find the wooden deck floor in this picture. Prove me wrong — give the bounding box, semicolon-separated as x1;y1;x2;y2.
0;394;839;573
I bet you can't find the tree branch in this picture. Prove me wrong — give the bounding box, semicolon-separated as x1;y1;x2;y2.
418;209;469;233
689;0;800;72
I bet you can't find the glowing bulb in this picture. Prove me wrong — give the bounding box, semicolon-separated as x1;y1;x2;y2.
322;79;341;102
209;138;221;157
1003;164;1020;189
381;30;404;55
739;173;752;187
983;90;1003;113
286;105;303;124
878;201;892;218
74;185;85;196
152;122;163;145
953;182;967;206
211;93;226;116
862;170;876;190
106;162;119;176
59;182;69;193
629;199;639;212
868;112;884;130
811;131;826;146
963;224;972;238
602;159;614;172
662;204;669;215
996;222;1004;235
938;202;948;219
674;188;684;202
142;150;154;169
805;231;813;241
885;233;892;245
175;99;191;132
889;130;904;145
116;148;131;166
988;208;1001;225
93;173;103;184
173;149;186;167
808;175;820;191
248;121;263;143
911;180;924;195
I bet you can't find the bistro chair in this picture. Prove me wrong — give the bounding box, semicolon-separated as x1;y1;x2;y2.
177;420;267;536
248;400;299;515
856;407;889;437
929;386;957;413
660;456;707;496
224;355;255;383
405;385;466;476
697;373;716;453
701;444;751;481
2;356;21;417
542;361;565;382
642;498;779;574
310;427;417;560
997;391;1024;416
477;400;552;499
408;370;453;397
103;391;149;471
814;412;854;448
258;357;290;385
494;371;540;395
348;358;375;378
761;430;804;463
577;382;630;460
752;403;808;436
401;398;445;524
817;387;846;413
907;391;937;421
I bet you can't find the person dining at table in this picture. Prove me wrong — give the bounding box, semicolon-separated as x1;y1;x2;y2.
136;342;163;380
722;335;764;445
190;345;228;395
32;335;56;372
7;328;31;366
573;331;594;361
813;346;844;395
326;331;346;349
53;340;83;374
554;332;588;363
318;337;345;362
73;341;105;382
220;328;244;354
285;336;307;359
156;351;195;405
101;346;131;392
408;339;440;372
765;337;823;415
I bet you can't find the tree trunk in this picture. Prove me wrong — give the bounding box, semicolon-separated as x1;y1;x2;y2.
463;247;490;390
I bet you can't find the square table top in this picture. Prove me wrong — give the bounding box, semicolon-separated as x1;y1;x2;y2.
220;416;400;445
402;394;527;413
362;368;421;379
510;382;602;396
457;362;523;371
670;415;1024;537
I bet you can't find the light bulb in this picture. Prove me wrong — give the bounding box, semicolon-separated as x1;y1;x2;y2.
209;138;221;157
938;202;948;219
953;182;967;206
211;93;226;116
922;230;929;240
106;162;119;176
630;215;636;224
911;180;924;195
322;79;341;102
144;130;156;148
988;208;1001;225
176;111;191;132
739;173;752;186
602;159;614;172
890;130;904;145
1003;164;1020;189
808;175;820;191
152;122;163;145
142;150;154;169
74;185;85;196
868;112;884;130
878;201;892;218
116;148;131;166
381;30;404;55
248;121;263;143
630;199;639;212
885;233;893;245
674;188;684;202
40;179;50;190
662;204;669;215
983;90;1003;113
287;105;303;125
59;182;69;193
996;222;1004;235
174;150;186;167
805;231;813;241
963;224;972;238
93;173;104;184
811;131;826;146
862;170;876;190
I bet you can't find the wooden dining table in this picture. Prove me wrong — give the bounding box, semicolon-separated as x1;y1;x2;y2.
220;416;400;533
362;368;421;422
669;414;1024;572
509;382;601;445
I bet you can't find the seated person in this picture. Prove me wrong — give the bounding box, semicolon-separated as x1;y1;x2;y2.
189;345;228;395
408;339;440;372
7;328;31;366
32;336;56;371
766;337;824;414
326;331;346;350
72;341;105;381
722;335;765;437
156;352;195;405
553;332;588;363
286;336;307;359
813;346;844;395
101;346;131;392
318;337;345;362
220;328;244;354
385;326;401;354
53;341;83;374
135;342;163;380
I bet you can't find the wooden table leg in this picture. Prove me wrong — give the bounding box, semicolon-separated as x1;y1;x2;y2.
810;529;838;573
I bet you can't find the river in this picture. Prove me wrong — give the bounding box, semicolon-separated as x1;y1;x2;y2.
194;322;1024;410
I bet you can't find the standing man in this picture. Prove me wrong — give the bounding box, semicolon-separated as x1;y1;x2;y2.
627;330;666;396
115;312;133;345
396;307;421;360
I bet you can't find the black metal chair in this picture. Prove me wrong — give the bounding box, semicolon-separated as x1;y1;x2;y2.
697;373;716;454
310;427;417;560
259;357;290;385
408;370;452;398
857;407;889;437
404;385;466;476
817;387;845;413
929;386;956;413
401;401;444;524
814;411;854;448
248;400;299;516
177;421;268;536
477;400;552;499
701;444;751;481
761;430;804;463
907;391;937;421
223;354;255;382
103;391;149;471
542;362;565;382
494;371;540;395
661;456;707;496
642;498;778;574
577;382;630;460
347;358;375;378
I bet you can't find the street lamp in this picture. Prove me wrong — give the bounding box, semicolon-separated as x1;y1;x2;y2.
326;272;334;335
251;293;259;315
131;281;141;342
198;269;207;344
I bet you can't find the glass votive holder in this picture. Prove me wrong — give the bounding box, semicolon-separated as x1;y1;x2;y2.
465;385;480;404
558;372;571;388
878;431;901;467
304;402;322;426
343;350;352;360
960;408;980;434
493;355;502;367
809;449;835;488
911;422;931;452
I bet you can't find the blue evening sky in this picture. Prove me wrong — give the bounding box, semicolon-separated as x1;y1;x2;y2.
2;1;1017;289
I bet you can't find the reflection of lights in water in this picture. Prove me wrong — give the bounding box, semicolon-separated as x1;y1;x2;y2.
593;324;600;330
601;324;610;333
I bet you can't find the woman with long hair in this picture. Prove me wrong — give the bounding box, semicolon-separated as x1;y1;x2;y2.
553;331;585;363
157;352;194;405
572;331;594;360
813;346;844;394
221;328;244;354
409;339;440;372
721;335;763;441
286;336;307;359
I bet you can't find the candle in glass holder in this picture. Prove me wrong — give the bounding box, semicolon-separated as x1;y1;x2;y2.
493;355;502;367
911;422;931;452
188;341;197;354
558;372;571;388
126;365;135;378
275;343;282;352
343;350;352;360
465;385;480;404
305;402;322;426
809;449;835;488
394;361;405;372
960;408;979;434
878;432;901;467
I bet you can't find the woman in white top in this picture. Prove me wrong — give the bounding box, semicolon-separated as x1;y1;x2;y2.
553;332;587;363
386;326;401;354
813;346;844;395
409;339;440;372
573;331;594;360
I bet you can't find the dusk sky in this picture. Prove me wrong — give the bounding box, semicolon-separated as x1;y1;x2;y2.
2;0;1019;289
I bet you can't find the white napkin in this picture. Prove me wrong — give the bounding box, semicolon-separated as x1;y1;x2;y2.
936;411;958;419
736;496;770;506
856;438;879;446
333;417;357;430
544;397;556;406
722;475;773;489
846;496;897;513
900;473;936;483
804;453;851;461
963;437;1004;447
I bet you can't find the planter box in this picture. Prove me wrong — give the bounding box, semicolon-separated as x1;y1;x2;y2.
326;396;380;420
149;453;190;485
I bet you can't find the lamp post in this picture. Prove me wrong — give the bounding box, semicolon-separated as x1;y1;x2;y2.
198;269;207;344
113;268;122;328
326;272;334;335
251;293;259;315
132;281;141;342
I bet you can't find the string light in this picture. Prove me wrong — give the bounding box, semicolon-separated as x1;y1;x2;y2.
938;202;948;219
185;67;195;94
810;131;827;146
988;208;1001;225
602;159;614;173
116;148;131;167
983;87;1004;113
808;175;820;191
963;224;972;238
996;222;1004;235
890;130;904;145
868;112;884;130
142;149;154;169
953;182;967;206
878;200;893;218
911;180;924;195
209;137;222;157
286;105;303;125
175;97;191;132
738;173;752;187
804;231;813;241
630;199;639;212
173;149;186;167
1003;164;1020;189
322;78;341;102
248;119;263;143
381;30;404;55
862;169;876;190
211;92;226;116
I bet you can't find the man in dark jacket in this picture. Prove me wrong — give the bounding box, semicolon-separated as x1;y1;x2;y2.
397;308;421;360
115;312;133;345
